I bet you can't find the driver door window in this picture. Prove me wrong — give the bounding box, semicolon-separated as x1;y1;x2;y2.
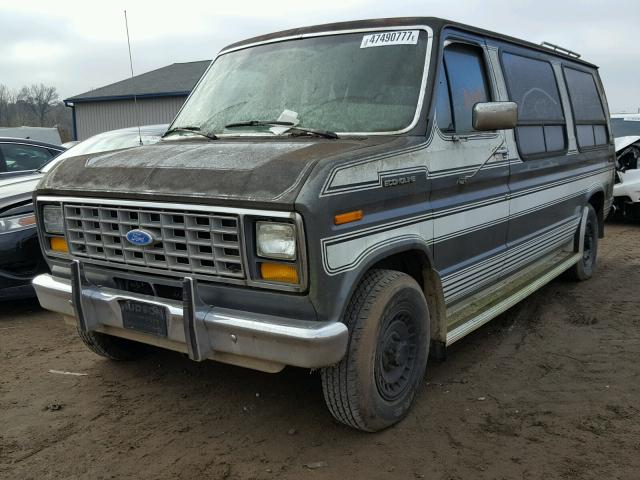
436;43;491;134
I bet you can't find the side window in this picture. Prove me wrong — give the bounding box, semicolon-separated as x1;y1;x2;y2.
47;148;63;157
0;144;53;172
501;52;566;158
435;66;454;132
564;67;608;149
435;43;490;134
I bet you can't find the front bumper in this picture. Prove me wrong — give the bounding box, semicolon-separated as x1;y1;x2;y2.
33;262;348;372
614;169;640;203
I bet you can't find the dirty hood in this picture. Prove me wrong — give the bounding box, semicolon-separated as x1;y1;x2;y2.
36;139;380;208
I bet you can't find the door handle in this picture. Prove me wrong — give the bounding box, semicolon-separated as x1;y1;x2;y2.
493;147;508;158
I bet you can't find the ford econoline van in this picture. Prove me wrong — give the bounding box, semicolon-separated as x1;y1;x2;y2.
33;17;614;431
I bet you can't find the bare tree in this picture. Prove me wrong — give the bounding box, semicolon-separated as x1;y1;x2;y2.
0;84;69;131
19;84;59;126
48;102;73;142
0;84;15;126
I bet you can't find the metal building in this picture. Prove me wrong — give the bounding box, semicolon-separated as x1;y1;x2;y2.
64;61;210;140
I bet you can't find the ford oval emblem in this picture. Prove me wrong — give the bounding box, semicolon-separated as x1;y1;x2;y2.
125;229;155;246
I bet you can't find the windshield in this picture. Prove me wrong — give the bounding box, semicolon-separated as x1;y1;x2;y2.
41;130;162;172
170;29;429;136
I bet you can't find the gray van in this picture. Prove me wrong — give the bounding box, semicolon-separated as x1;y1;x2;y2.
33;18;614;431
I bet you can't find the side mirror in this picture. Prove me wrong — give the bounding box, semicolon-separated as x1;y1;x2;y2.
472;101;518;131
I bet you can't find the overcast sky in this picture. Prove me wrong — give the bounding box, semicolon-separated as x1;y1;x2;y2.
0;0;637;112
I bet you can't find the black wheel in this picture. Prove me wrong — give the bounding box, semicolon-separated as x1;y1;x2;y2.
321;269;429;432
567;204;599;281
77;327;148;360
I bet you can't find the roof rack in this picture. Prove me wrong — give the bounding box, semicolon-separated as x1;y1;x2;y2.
540;41;581;59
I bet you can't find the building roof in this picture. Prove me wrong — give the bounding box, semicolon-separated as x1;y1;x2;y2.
65;60;211;104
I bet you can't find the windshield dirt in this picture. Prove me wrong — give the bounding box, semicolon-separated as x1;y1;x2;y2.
170;30;429;135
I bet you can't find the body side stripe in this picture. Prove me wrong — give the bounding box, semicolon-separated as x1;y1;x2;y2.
443;219;578;302
442;217;577;288
320;168;609;276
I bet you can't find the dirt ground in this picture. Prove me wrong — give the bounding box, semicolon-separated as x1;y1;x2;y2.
1;220;639;480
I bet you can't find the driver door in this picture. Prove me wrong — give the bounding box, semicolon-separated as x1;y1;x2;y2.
428;34;511;306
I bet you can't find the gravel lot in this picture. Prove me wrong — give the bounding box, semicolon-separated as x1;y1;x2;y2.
1;220;639;480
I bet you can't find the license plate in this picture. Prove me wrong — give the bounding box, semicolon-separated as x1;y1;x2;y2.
120;300;168;337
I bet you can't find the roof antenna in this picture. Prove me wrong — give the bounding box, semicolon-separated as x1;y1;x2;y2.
124;10;142;146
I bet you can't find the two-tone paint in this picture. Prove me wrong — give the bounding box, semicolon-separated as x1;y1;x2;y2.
33;17;613;369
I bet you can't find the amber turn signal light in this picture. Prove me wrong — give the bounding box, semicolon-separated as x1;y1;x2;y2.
18;215;36;226
50;237;69;253
260;262;299;283
334;210;363;225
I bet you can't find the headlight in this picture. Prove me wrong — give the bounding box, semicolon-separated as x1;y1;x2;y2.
0;213;36;234
256;222;296;260
43;205;64;234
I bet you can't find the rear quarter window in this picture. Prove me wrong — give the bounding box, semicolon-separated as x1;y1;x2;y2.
563;67;608;149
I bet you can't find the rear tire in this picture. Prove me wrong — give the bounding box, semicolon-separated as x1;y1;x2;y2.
567;204;599;281
321;269;430;432
77;327;148;360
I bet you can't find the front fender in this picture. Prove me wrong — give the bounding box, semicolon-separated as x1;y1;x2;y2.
310;235;439;328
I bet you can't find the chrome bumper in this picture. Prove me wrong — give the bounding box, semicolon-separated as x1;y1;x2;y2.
32;263;348;372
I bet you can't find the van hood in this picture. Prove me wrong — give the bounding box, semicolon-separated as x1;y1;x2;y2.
36;138;388;208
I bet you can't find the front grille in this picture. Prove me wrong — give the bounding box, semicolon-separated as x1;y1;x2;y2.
63;203;244;278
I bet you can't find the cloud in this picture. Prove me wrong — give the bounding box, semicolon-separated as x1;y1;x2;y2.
0;0;637;112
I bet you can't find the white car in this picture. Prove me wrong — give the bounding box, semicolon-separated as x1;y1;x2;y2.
43;124;168;173
613;135;640;219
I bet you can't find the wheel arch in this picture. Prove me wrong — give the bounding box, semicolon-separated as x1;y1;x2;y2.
586;188;606;238
342;241;447;348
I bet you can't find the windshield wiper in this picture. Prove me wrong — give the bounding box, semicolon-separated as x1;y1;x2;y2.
224;120;338;139
162;126;218;141
287;126;339;139
225;120;295;128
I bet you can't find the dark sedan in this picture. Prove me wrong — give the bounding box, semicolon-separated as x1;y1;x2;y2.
0;125;167;299
0;174;47;298
0;137;65;179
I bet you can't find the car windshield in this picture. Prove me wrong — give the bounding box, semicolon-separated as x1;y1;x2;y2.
40;130;162;172
169;29;429;136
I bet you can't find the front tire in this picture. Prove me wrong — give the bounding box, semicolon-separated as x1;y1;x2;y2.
567;203;599;281
77;327;148;360
321;269;430;432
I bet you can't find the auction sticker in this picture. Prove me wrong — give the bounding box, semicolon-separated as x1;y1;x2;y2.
360;30;419;48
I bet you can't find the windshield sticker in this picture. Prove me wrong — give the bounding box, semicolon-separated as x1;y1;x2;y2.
360;30;419;48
